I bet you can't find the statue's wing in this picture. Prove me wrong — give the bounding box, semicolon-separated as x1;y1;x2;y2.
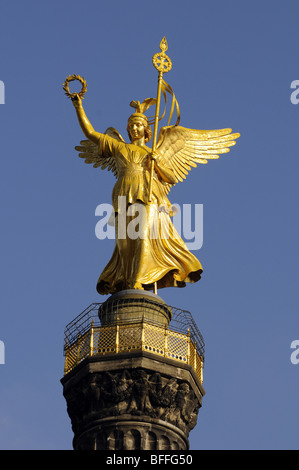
75;127;126;177
156;125;240;193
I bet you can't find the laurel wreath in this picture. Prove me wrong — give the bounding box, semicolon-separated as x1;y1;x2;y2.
63;74;87;99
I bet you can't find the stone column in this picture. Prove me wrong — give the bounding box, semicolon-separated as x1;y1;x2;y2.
61;291;205;450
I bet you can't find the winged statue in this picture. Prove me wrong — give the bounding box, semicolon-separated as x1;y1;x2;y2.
76;124;239;196
65;61;239;296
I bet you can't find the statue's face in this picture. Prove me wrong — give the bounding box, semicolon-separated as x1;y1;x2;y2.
128;118;145;141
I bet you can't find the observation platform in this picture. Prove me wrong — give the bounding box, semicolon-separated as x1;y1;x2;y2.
63;290;205;384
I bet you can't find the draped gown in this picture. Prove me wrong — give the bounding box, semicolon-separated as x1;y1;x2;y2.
96;133;203;295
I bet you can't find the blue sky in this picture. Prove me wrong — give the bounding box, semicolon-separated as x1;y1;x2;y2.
0;0;298;450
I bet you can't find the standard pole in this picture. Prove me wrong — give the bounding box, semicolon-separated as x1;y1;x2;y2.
148;70;163;202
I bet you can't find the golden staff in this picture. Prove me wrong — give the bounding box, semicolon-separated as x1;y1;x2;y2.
148;37;172;202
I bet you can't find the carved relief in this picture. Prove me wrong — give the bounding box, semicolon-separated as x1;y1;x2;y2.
63;368;200;436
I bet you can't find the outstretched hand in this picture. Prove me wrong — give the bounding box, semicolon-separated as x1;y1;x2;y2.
71;93;82;108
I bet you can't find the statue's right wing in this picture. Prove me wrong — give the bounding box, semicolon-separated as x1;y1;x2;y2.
75;127;126;178
155;125;240;194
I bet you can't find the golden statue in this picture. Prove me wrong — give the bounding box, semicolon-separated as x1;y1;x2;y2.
64;38;240;295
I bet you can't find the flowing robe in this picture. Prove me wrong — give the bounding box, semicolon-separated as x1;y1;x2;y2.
96;134;203;294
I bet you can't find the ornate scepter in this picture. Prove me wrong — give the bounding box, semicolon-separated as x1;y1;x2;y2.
148;37;173;202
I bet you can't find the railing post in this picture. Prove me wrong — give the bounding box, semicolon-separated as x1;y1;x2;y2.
194;340;197;370
141;317;145;351
164;327;168;358
115;317;119;354
90;319;94;356
200;355;203;383
187;329;190;364
76;332;82;365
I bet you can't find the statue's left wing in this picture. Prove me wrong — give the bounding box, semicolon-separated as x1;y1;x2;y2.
156;125;240;193
75;127;126;177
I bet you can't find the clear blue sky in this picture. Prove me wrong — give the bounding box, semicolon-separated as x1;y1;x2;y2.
0;0;298;450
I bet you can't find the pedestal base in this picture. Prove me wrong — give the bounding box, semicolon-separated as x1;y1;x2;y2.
98;289;172;327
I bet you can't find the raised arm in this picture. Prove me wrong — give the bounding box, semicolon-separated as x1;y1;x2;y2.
71;94;101;145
